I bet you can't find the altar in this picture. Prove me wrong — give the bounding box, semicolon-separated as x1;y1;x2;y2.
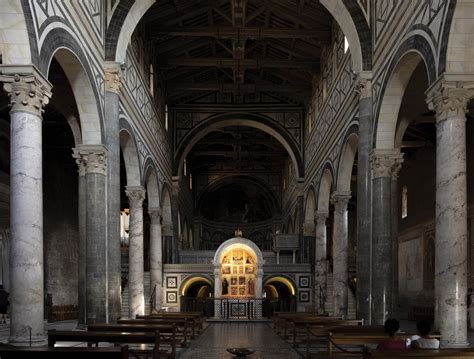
213;237;264;319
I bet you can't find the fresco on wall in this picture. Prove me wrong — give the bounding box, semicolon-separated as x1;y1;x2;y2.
399;237;423;294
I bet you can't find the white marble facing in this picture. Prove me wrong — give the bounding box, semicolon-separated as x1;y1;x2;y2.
126;187;146;318
9;111;45;345
0;0;32;64
331;193;351;318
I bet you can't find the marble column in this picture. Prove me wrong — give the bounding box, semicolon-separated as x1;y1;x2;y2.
354;75;373;323
104;63;122;322
370;149;403;325
314;211;328;313
427;85;472;347
331;192;351;318
126;186;146;318
1;72;51;345
73;145;108;324
391;165;402;317
76;158;87;327
149;208;163;312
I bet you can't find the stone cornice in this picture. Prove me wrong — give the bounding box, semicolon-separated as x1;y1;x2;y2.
126;186;146;209
72;145;108;176
0;65;52;116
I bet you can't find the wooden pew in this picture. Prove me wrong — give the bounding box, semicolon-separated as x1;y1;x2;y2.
0;346;129;359
89;322;186;347
290;318;363;348
326;332;440;356
367;349;474;358
273;314;342;337
136;314;202;337
119;318;194;341
48;329;176;358
138;312;205;331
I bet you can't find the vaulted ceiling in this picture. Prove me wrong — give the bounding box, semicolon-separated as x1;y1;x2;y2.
144;0;333;105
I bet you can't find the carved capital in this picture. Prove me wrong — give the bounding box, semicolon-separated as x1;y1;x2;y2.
331;191;351;212
370;150;404;179
104;62;123;94
149;208;163;224
426;80;474;123
126;186;146;209
72;145;107;176
0;74;52;116
315;211;328;226
354;77;372;99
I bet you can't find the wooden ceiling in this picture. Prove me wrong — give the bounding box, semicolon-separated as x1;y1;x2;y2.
144;0;333;104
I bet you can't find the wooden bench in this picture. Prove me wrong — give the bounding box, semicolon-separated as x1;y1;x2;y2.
89;322;186;347
48;329;176;358
327;332;440;356
0;346;129;359
119;318;194;341
273;314;342;337
136;314;202;336
289;319;363;348
367;349;474;358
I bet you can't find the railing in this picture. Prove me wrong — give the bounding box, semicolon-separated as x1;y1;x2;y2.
180;297;296;318
149;284;157;314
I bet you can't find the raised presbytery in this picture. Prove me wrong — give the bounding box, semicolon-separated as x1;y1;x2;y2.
1;0;474;357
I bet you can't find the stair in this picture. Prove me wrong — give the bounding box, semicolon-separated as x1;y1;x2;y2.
324;272;356;319
121;271;151;318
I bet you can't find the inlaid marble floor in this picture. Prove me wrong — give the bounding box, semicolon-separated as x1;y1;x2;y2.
179;322;301;359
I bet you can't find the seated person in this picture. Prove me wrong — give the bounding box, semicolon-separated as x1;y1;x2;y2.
411;320;439;349
377;319;407;351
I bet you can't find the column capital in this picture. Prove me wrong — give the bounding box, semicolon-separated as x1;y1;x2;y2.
0;68;52;116
315;210;329;225
148;207;163;224
72;145;108;176
126;186;146;209
370;149;404;179
331;191;352;211
426;78;474;122
104;62;123;94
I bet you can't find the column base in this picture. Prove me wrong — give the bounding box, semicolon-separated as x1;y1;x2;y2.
440;340;470;348
9;335;47;347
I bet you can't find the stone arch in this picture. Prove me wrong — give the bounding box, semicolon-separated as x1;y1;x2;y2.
108;0;156;63
336;129;358;192
319;0;365;72
143;160;160;209
45;47;103;145
120;126;141;187
374;50;431;150
263;275;296;296
1;2;33;65
180;275;214;296
443;0;474;74
304;187;316;232
317;165;334;212
174;113;304;178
